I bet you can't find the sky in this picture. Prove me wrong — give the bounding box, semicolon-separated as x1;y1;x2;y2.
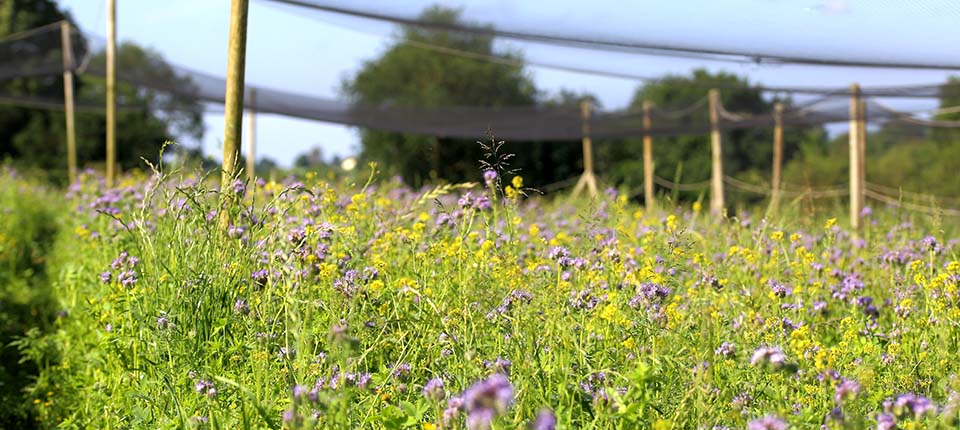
55;0;960;167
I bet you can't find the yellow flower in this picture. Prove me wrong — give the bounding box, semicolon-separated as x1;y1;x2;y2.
529;223;540;237
422;423;437;430
692;201;702;213
653;419;673;430
770;231;784;242
512;175;524;189
824;218;837;230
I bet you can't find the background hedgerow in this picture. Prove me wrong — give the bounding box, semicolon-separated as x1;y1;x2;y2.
2;165;959;430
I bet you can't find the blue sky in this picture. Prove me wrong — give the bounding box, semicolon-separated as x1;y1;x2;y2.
56;0;960;166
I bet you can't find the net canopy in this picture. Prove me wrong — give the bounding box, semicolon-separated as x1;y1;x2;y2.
260;0;960;71
2;19;960;142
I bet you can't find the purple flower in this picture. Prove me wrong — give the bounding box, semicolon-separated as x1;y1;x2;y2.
234;298;249;315
99;271;112;284
463;374;514;430
715;342;736;358
423;378;445;402
156;315;171;330
834;379;861;404
747;415;788;430
483;170;497;184
887;393;935;419
231;179;245;195
876;412;896;430
750;346;787;369
530;408;557;430
391;363;411;380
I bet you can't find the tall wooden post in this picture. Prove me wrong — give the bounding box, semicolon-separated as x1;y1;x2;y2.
60;21;77;183
642;101;655;210
708;89;724;216
219;0;250;232
848;83;863;230
770;102;784;212
572;99;598;198
246;88;256;183
105;0;117;187
858;98;867;214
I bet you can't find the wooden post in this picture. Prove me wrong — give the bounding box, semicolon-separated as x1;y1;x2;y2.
60;21;77;183
848;83;863;230
105;0;117;187
770;102;784;212
858;98;867;215
246;88;256;183
219;0;250;232
642;101;655;210
571;99;598;198
708;89;724;216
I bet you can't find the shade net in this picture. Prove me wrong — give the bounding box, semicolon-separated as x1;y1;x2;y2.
2;21;960;142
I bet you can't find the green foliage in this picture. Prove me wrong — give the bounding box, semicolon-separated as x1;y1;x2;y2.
344;6;585;186
0;1;204;184
601;70;824;200
0;167;62;428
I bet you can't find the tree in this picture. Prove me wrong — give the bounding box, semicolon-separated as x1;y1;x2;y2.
343;6;538;185
604;69;822;202
0;1;204;183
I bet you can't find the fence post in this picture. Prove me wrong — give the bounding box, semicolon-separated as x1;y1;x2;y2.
105;0;117;187
572;99;598;198
219;0;250;232
246;88;256;183
60;21;77;183
848;83;863;230
642;100;655;210
708;89;724;216
771;102;784;212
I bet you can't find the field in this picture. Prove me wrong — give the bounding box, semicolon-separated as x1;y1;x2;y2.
2;164;959;430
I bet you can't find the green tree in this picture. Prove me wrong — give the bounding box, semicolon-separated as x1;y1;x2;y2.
0;1;203;183
343;6;539;185
605;69;822;203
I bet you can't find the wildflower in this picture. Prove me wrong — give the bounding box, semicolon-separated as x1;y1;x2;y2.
529;408;556;430
391;363;412;380
463;374;514;430
876;413;896;430
750;346;787;370
483;170;497;184
715;342;736;358
423;378;445;402
768;279;792;298
442;396;464;427
747;415;788;430
233;298;249;315
834;379;861;404
231;179;245;195
886;393;935;419
99;271;111;284
156;315;171;330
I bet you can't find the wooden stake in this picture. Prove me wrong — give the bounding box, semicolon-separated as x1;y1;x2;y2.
848;83;863;230
105;0;117;187
60;21;77;183
642;101;655;210
708;89;724;216
771;102;784;212
246;88;256;183
219;0;250;232
572;99;598;198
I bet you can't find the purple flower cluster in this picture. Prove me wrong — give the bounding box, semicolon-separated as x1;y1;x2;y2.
750;346;787;370
102;251;139;288
747;415;787;430
462;374;514;430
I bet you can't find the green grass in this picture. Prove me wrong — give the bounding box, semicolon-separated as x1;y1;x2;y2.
2;167;959;430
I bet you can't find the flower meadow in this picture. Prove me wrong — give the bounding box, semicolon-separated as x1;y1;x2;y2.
2;164;960;430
